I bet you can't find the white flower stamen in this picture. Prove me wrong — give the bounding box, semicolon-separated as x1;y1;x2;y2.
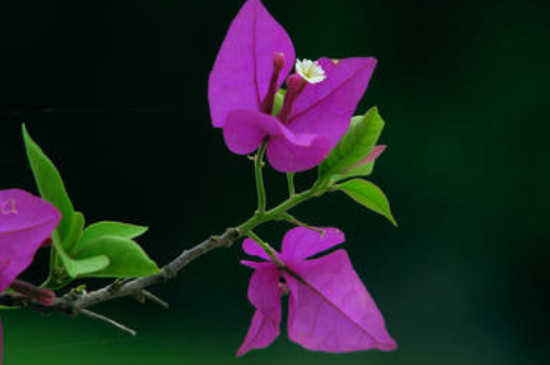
295;59;326;84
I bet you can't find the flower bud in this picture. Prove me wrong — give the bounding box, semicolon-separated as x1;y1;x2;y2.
10;279;57;306
261;52;287;114
273;52;286;72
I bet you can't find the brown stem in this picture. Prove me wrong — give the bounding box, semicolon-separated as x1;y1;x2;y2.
0;228;241;332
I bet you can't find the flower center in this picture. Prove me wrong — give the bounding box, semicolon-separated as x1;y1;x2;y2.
295;59;326;84
261;52;286;114
277;59;326;124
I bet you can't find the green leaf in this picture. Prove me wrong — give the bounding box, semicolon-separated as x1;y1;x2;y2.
22;125;157;283
22;125;75;241
339;161;375;179
64;255;111;278
64;212;85;254
81;221;148;244
52;235;110;279
75;236;160;278
319;107;385;182
23;125;89;286
336;179;397;226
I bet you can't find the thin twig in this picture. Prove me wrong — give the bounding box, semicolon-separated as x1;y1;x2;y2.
141;290;169;309
81;309;137;337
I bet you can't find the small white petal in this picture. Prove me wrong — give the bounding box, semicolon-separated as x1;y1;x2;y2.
295;59;326;84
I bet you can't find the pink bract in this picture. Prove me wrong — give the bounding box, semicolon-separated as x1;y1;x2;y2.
208;0;377;172
0;189;61;292
345;145;387;173
238;226;397;356
0;188;61;365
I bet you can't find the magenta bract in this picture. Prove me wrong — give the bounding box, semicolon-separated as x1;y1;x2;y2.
346;145;387;173
238;226;397;356
0;189;61;293
0;188;61;364
208;0;377;172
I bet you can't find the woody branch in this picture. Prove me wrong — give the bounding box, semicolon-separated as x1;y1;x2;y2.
0;228;241;331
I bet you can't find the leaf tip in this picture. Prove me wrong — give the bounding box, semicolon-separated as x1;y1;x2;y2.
21;123;31;141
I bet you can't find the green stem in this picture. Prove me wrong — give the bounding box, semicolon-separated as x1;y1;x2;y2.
281;213;325;235
241;144;329;257
286;172;295;197
255;142;267;213
246;231;284;268
238;186;319;234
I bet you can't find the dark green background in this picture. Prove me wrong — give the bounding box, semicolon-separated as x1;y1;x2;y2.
0;0;548;364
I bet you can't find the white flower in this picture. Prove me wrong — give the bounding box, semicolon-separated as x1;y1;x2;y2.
295;59;326;84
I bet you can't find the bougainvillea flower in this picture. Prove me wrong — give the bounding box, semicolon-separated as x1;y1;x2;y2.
238;226;396;356
0;188;61;364
208;0;377;172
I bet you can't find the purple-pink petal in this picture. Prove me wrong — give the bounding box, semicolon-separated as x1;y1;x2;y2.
224;109;320;154
285;250;397;353
240;260;265;270
281;227;345;262
208;0;295;127
242;238;272;261
288;57;377;148
266;132;331;172
237;263;282;356
223;109;330;172
0;189;61;293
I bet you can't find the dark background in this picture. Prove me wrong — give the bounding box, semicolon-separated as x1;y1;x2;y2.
0;0;548;364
